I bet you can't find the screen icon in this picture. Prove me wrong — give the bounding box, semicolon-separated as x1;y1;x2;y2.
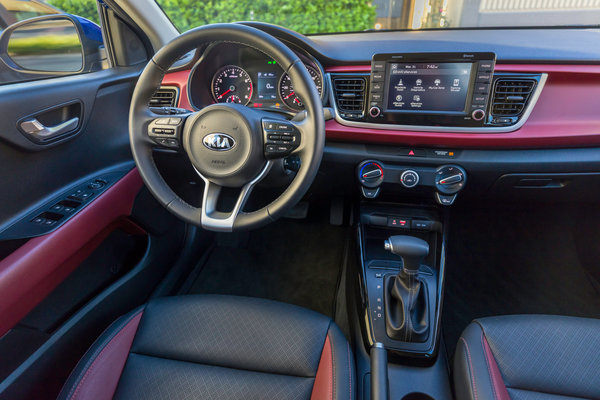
416;79;422;86
453;79;460;86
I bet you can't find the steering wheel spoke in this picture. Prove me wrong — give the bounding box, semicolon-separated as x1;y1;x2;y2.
196;161;273;232
262;118;304;159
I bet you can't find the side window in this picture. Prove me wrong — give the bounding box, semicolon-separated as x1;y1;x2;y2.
0;0;107;85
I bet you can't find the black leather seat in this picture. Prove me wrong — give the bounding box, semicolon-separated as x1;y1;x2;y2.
454;315;600;400
58;295;355;400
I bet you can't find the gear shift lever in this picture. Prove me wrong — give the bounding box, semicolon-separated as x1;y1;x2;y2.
384;236;429;274
383;235;430;343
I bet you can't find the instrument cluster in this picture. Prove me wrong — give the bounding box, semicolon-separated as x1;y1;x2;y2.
188;42;325;113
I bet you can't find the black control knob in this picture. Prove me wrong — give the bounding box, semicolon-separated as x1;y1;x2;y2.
400;170;419;188
369;106;381;118
471;109;486;121
358;161;384;188
435;165;466;194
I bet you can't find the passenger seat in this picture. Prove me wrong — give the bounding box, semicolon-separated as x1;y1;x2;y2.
454;315;600;400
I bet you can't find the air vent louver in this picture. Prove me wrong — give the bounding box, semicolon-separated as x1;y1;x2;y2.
333;77;366;114
150;87;178;107
491;79;536;116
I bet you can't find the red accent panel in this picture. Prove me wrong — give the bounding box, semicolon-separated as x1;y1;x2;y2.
481;334;510;400
162;70;194;111
325;64;600;148
326;65;371;73
69;311;143;400
0;169;144;338
164;63;600;148
311;334;333;400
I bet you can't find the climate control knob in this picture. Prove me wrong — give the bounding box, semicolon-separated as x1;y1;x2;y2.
400;170;420;188
369;106;381;118
358;161;384;188
435;165;466;194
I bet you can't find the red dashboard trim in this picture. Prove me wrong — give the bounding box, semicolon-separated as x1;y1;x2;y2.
0;169;144;338
165;64;600;149
327;64;600;148
162;70;194;110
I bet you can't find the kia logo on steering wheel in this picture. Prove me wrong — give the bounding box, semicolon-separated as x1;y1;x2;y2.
203;133;236;151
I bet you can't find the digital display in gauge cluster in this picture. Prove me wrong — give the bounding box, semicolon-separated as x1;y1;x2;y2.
211;60;323;111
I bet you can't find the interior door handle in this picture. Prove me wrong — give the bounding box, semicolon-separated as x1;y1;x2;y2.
20;117;79;140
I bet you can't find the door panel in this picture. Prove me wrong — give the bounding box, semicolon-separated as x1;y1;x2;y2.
0;66;141;230
0;65;144;334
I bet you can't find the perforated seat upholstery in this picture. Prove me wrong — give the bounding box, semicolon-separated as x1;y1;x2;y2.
58;295;355;400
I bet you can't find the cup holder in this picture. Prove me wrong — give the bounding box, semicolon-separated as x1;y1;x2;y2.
402;393;435;400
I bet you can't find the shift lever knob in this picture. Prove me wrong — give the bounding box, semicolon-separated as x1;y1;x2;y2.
384;235;429;274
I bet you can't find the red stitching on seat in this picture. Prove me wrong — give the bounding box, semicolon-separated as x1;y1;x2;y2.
481;331;499;400
69;310;143;400
460;337;478;400
329;333;335;400
347;342;352;400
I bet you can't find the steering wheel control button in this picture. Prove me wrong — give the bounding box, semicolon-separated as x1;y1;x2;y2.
357;161;384;188
149;117;184;149
435;165;467;194
436;193;458;206
400;170;420;188
263;119;300;159
361;186;380;199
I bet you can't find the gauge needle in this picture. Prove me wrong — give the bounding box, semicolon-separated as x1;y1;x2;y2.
284;92;295;100
218;89;232;99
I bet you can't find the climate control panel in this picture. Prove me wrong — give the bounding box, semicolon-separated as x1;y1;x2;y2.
356;160;467;205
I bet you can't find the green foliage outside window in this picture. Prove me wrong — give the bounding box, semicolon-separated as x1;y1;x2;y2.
48;0;100;25
46;0;377;34
157;0;376;33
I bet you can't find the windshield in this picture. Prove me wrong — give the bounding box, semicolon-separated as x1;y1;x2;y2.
155;0;600;34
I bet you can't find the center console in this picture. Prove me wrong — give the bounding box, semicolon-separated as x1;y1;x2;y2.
367;52;496;127
357;204;445;358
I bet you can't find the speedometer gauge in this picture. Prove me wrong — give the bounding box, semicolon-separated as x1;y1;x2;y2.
212;65;253;105
279;65;322;110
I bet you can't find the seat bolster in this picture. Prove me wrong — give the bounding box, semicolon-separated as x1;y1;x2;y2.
453;322;510;400
329;323;356;400
57;306;145;400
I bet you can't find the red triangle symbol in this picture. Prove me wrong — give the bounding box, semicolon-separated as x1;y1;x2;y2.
408;150;415;156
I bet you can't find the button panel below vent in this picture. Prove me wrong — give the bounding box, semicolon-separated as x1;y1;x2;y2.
333;77;366;118
150;87;178;107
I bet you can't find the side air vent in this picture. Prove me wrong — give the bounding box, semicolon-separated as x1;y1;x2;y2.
491;79;536;116
333;77;366;117
150;87;178;107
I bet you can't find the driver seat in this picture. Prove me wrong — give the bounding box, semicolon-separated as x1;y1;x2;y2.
57;295;354;400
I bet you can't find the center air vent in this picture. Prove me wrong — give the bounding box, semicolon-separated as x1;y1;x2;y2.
491;79;536;116
150;87;178;107
333;77;366;116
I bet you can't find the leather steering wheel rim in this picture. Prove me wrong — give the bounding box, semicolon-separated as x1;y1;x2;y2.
129;23;325;231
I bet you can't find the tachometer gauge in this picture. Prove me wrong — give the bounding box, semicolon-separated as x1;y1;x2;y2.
279;65;323;110
212;65;253;105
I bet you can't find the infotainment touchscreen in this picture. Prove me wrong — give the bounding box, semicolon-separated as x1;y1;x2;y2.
367;52;496;127
386;62;473;113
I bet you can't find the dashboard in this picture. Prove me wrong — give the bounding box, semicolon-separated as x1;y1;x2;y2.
187;42;326;112
158;24;600;206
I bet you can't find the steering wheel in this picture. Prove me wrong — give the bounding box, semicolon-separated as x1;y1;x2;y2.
129;24;325;232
